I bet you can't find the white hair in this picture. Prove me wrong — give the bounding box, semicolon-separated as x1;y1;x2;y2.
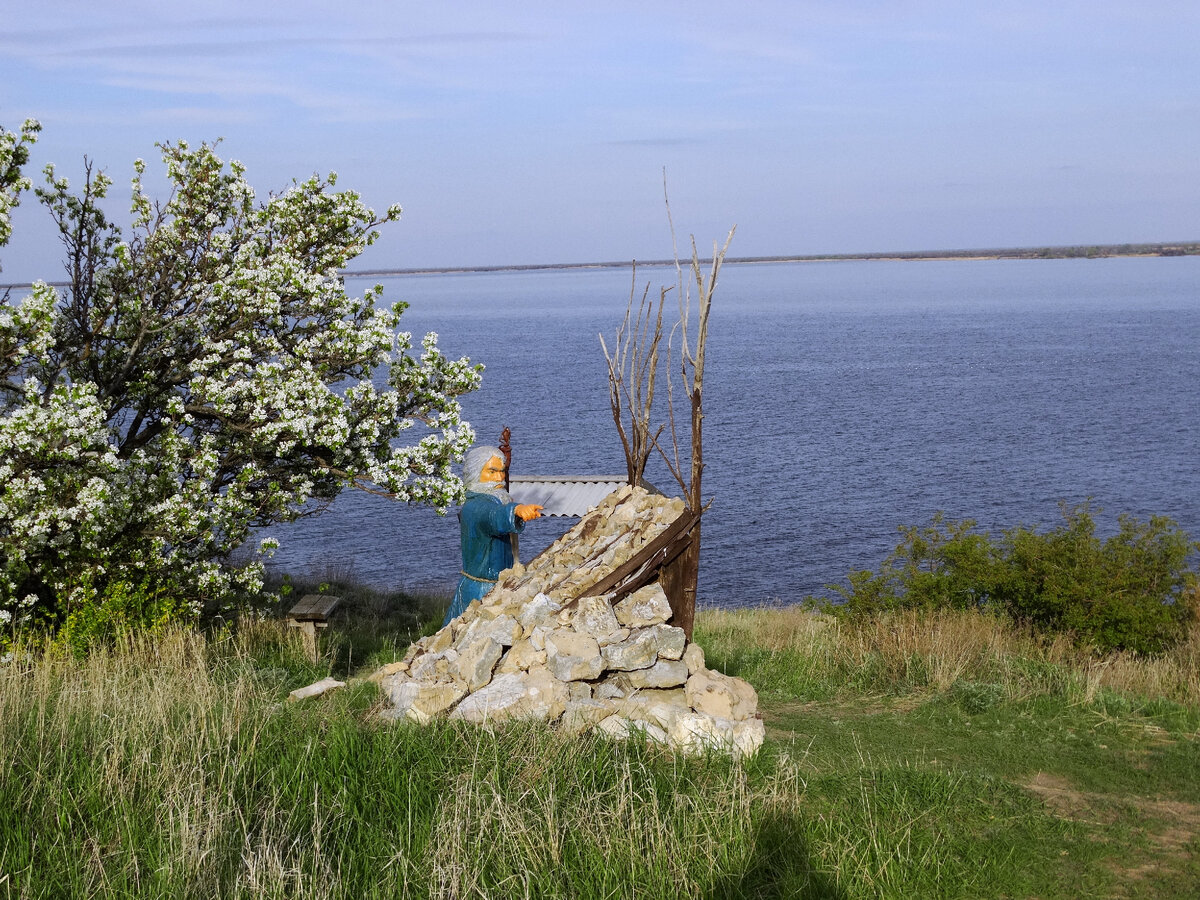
461;445;512;501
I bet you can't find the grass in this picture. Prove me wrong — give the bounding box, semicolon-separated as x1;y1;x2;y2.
698;605;1200;709
1;601;1197;898
697;607;1200;897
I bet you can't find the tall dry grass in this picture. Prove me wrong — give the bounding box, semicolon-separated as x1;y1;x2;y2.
0;621;337;896
4;605;1194;899
696;605;1200;706
0;620;823;899
419;724;804;897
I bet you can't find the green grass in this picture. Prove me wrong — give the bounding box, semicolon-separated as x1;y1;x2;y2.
696;606;1200;898
0;621;828;899
2;604;1198;898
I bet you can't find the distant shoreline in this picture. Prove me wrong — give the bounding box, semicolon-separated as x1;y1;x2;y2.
340;241;1200;279
4;241;1197;290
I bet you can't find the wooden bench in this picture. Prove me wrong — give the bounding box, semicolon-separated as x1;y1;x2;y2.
286;594;341;662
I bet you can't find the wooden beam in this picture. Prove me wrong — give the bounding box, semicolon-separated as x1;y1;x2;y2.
574;508;699;603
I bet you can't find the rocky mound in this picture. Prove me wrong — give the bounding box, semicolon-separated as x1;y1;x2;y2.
372;486;764;757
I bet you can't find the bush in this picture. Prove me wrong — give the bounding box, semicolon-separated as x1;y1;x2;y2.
826;505;1198;654
55;574;194;657
830;514;1000;616
1000;507;1197;654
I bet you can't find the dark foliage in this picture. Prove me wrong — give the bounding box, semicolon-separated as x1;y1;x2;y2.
824;505;1198;654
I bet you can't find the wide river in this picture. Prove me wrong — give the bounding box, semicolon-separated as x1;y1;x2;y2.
263;256;1200;608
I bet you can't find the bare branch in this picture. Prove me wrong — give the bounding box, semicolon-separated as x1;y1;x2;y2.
599;262;668;485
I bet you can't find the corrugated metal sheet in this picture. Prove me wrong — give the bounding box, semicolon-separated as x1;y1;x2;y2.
509;476;658;517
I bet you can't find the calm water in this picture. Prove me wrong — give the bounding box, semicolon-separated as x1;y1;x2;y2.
263;257;1200;607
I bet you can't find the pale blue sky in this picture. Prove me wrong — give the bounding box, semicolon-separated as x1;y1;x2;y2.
2;1;1198;281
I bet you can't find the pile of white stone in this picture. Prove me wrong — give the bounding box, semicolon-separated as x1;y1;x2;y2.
371;486;763;757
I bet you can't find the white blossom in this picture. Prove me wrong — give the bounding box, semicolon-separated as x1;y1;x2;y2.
0;128;482;638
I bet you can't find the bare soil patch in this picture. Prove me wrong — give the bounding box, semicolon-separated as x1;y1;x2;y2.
1025;772;1121;826
1024;771;1200;888
767;694;929;720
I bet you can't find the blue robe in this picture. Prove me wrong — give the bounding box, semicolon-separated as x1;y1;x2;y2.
443;491;525;626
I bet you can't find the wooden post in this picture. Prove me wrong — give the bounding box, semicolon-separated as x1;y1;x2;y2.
500;427;519;563
286;594;341;663
659;522;699;640
499;426;512;492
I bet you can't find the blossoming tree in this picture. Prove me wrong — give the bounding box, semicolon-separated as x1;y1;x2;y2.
1;121;480;640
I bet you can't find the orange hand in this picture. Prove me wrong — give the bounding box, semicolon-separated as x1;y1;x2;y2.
515;504;543;522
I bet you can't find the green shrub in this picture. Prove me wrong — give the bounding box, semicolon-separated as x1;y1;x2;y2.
826;505;1198;655
998;507;1197;654
830;514;999;616
951;680;1006;713
54;574;196;656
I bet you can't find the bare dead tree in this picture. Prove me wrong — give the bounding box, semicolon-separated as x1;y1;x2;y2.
656;195;736;638
597;172;734;638
598;263;668;486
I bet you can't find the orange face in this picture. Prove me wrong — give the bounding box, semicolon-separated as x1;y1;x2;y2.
479;455;506;484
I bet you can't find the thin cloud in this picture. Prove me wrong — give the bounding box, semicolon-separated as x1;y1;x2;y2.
18;32;535;62
605;138;703;148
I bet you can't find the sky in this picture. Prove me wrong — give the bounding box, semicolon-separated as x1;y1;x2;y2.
2;1;1199;281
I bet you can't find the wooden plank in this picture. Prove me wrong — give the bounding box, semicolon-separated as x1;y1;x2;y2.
575;509;698;602
616;526;698;603
287;594;342;621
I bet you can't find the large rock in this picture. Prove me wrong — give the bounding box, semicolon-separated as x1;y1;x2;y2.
495;638;545;674
572;595;622;638
369;660;409;682
618;688;690;732
649;625;687;660
685;669;759;721
567;681;592;701
387;680;466;725
668;712;765;758
594;680;627;700
613;584;672;628
454;637;504;691
520;667;570;720
407;653;438;681
517;593;561;631
617;659;689;690
596;714;633;739
423;628;454;654
480;614;522;647
596;627;631;647
449;674;528;724
450;669;569;724
601;633;658;671
409;649;459;683
602;625;686;671
597;714;669;745
561;698;616;735
544;629;603;681
288;677;345;702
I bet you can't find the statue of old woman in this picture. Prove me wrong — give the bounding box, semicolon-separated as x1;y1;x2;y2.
443;445;543;626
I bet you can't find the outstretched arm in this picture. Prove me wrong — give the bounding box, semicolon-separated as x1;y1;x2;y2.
515;504;543;522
